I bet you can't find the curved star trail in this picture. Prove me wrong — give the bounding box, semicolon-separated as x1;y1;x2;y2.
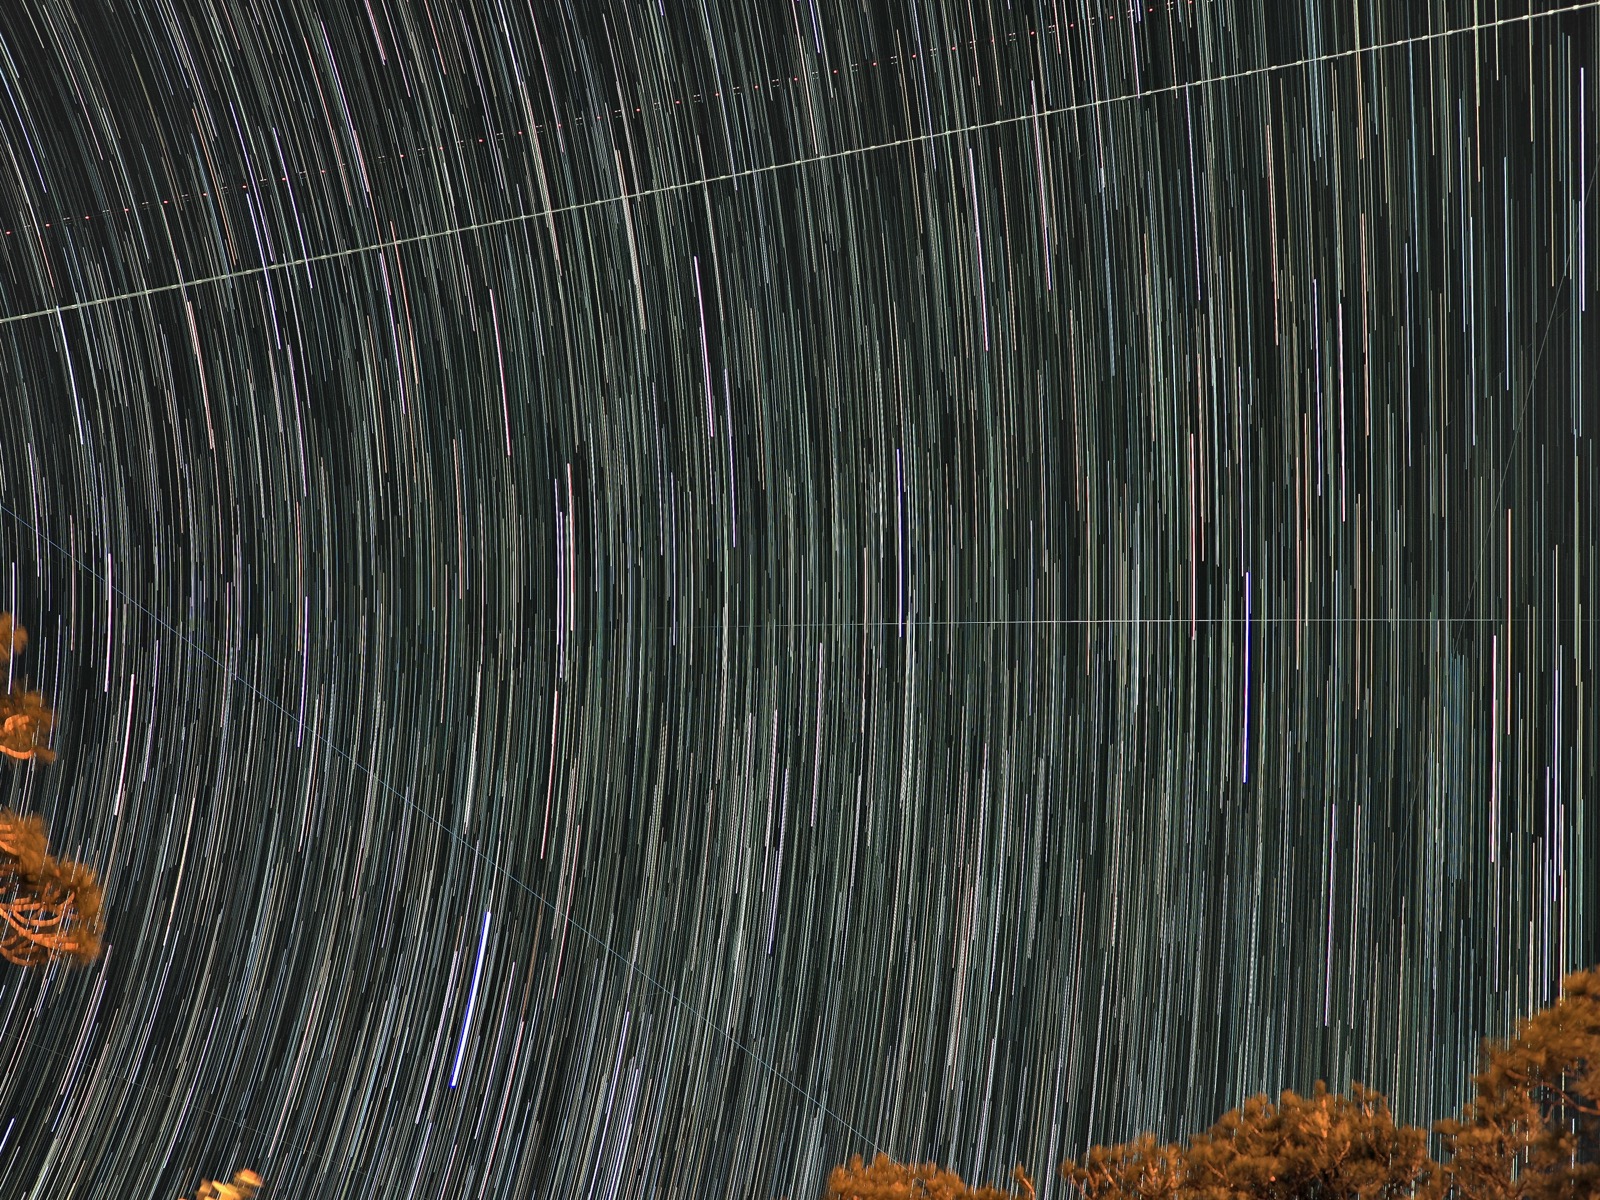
0;1;1595;1197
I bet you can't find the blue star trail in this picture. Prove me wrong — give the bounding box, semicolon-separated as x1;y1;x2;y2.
0;1;1595;1197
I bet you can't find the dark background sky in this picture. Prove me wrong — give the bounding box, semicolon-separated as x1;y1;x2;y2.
0;0;1595;1196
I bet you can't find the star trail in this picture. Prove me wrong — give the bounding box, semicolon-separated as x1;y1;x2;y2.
0;0;1595;1197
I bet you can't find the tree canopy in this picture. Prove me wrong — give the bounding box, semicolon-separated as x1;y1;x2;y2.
825;1153;1035;1200
0;613;100;966
0;807;104;966
825;966;1600;1200
0;612;55;764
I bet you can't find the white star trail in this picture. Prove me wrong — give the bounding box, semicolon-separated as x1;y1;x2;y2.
0;1;1594;1197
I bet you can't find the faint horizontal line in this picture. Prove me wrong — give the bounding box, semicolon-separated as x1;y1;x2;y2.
1;1;1593;327
723;617;1591;627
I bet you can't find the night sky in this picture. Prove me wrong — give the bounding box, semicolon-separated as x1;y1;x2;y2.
0;0;1595;1196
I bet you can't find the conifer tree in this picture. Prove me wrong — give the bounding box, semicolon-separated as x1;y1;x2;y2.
0;807;103;965
178;1168;262;1200
825;1153;1035;1200
0;613;54;764
824;967;1600;1200
1424;967;1600;1200
0;613;101;965
1059;1081;1430;1200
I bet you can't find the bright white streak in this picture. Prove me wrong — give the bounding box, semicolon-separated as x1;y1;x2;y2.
450;910;492;1088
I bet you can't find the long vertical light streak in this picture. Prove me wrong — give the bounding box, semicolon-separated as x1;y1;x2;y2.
450;910;493;1089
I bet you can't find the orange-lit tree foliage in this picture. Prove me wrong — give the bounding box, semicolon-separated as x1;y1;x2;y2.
1052;971;1599;1200
0;612;56;764
0;807;103;965
825;1154;1035;1200
178;1168;263;1200
1424;967;1600;1200
825;968;1599;1200
1057;1133;1188;1200
0;613;100;966
1059;1082;1431;1200
1191;1082;1432;1199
